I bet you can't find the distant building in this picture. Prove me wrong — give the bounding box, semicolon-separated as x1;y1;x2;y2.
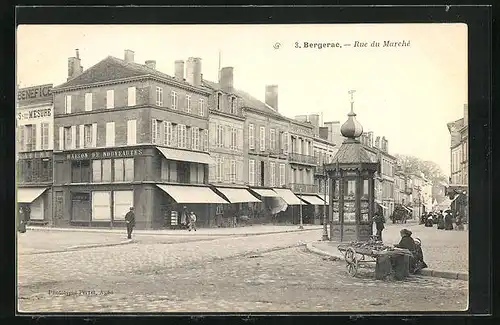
447;104;468;186
359;132;396;219
446;103;468;219
16;83;54;224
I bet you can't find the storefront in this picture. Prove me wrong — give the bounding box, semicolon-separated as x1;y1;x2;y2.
156;184;229;228
52;144;221;229
298;194;326;224
211;186;261;227
17;186;52;224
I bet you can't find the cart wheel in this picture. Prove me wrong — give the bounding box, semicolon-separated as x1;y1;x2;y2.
347;256;358;277
344;247;358;276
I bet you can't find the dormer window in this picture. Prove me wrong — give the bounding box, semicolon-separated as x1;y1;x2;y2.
230;96;237;114
216;92;222;111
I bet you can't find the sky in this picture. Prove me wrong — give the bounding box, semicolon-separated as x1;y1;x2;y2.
16;24;467;176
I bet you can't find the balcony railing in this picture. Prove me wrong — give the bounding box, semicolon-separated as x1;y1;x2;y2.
289;183;319;194
289;152;317;165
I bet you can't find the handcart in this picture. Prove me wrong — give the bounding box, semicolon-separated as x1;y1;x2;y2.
337;236;412;277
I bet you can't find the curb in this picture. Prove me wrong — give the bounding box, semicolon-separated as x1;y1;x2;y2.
305;242;468;281
20;240;135;255
25;226;321;237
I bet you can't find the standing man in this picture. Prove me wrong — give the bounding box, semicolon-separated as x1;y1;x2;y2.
188;211;197;232
373;212;385;242
125;207;136;239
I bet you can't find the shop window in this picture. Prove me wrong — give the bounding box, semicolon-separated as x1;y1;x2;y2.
30;196;44;220
92;191;111;221
72;160;91;183
114;158;134;182
113;190;133;221
177;162;190;184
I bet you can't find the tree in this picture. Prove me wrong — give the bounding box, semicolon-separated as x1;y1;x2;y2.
394;154;447;184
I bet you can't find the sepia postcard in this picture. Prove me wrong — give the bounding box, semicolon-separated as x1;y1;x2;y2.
16;23;469;314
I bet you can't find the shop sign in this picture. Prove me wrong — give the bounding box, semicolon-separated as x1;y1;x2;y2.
17;84;53;102
18;151;51;160
17;107;52;121
65;149;144;160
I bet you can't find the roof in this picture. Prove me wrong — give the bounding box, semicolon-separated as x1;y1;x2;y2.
447;118;464;133
202;80;282;118
332;140;374;164
54;56;211;91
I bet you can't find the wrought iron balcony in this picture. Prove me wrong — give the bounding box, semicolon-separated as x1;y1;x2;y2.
288;152;317;165
289;183;319;194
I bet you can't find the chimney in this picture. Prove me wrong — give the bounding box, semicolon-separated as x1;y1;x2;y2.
367;131;374;147
67;49;83;81
463;103;468;126
174;60;185;80
124;49;135;63
145;60;156;70
219;67;234;93
186;57;202;86
375;136;380;148
265;85;278;111
319;127;329;140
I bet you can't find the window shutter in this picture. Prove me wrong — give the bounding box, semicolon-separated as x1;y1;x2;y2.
209;122;216;148
151;119;157;144
171;124;177;147
203;129;208;151
92;123;97;147
58;127;64;150
66;95;72;113
208;162;215;183
106;90;114;109
225;125;231;149
79;125;85;148
34;124;41;151
18;125;24;151
70;125;76;149
257;160;262;186
127;120;137;145
106;122;115;147
128;87;136;106
222;157;229;182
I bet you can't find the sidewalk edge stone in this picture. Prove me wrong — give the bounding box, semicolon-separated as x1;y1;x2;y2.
306;242;468;281
25;226;321;237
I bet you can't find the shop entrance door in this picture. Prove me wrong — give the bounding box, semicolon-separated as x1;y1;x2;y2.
71;192;91;224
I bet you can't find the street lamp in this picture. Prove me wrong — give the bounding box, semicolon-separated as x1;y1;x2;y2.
299;186;304;229
322;163;329;240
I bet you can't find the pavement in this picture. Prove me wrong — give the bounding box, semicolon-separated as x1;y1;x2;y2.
17;229;468;313
306;222;468;281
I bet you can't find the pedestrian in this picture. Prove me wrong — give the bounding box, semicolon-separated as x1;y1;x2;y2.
188;211;197;232
125;207;136;239
437;212;445;230
373;212;385;242
180;206;188;229
455;213;464;230
444;211;454;230
424;214;434;227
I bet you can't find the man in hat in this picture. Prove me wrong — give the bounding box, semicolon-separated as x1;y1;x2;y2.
373;212;385;242
125;207;136;239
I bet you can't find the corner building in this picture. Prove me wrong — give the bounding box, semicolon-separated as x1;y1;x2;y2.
51;50;224;229
16;84;55;224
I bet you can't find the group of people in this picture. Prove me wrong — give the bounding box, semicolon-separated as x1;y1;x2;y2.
124;206;198;240
421;210;464;230
372;212;428;274
180;206;198;232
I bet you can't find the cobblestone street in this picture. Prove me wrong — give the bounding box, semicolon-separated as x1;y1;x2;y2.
18;229;467;313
